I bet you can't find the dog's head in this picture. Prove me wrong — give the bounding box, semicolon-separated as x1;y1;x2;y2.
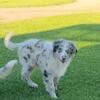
53;39;77;63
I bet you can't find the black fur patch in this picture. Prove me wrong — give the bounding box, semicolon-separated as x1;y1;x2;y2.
44;70;48;77
27;46;34;53
53;40;63;52
23;56;28;62
45;79;49;83
53;45;59;52
35;40;42;48
28;65;33;71
27;46;32;50
27;53;31;59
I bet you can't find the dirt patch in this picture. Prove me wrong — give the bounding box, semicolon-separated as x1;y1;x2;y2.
0;0;100;23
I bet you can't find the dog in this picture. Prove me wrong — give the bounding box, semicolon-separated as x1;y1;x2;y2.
0;60;17;79
4;33;77;98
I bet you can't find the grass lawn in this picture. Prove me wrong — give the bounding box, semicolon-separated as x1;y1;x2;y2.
0;13;100;100
0;0;75;7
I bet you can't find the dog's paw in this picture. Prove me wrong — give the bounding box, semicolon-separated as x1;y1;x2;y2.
31;83;38;88
28;81;38;88
48;92;57;99
51;93;58;99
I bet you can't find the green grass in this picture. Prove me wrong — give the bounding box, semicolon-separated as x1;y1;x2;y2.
0;0;75;7
0;13;100;100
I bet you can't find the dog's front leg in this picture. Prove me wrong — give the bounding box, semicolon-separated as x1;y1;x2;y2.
54;77;60;91
43;74;57;99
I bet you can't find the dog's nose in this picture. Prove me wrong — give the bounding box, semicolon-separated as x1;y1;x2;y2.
62;58;66;63
62;56;66;63
62;57;66;61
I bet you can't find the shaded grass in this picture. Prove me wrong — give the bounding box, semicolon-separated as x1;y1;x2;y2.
23;24;100;42
0;0;74;7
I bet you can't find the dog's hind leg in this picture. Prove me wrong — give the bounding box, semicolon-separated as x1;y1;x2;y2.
21;65;38;88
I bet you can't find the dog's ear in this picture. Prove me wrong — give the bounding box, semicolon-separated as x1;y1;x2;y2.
53;40;61;53
53;39;64;53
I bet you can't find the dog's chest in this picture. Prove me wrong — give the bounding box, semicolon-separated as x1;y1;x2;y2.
47;58;71;77
54;62;68;77
37;51;69;77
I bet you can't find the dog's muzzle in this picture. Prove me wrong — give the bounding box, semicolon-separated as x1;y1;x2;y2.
62;57;66;63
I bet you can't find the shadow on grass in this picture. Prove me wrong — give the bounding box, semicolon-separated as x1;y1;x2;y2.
0;24;100;42
9;24;100;42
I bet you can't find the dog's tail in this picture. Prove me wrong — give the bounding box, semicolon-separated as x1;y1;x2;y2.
4;32;20;51
0;60;17;79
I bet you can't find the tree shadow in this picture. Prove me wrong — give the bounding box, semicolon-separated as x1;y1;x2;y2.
9;24;100;42
0;24;100;42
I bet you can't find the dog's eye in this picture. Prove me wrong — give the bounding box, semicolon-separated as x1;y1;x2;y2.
58;48;62;53
66;50;70;54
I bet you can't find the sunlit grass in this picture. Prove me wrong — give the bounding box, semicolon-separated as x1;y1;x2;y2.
0;13;100;38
